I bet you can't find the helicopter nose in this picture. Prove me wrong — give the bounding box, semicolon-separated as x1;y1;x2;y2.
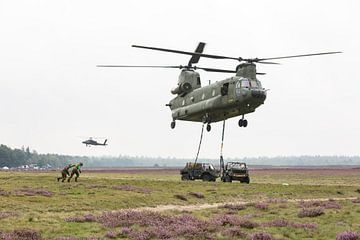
251;89;267;101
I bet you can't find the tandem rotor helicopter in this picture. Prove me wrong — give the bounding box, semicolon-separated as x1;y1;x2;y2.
98;43;341;132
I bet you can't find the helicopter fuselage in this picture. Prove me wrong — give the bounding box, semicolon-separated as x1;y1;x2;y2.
98;42;340;131
168;73;266;123
82;139;108;147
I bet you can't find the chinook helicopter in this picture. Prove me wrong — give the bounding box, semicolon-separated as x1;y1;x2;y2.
98;43;340;132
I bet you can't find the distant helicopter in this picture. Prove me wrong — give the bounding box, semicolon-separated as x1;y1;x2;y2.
82;137;108;147
98;43;341;132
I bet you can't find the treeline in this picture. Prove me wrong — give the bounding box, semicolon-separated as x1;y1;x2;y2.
0;145;85;168
0;144;184;168
1;144;360;168
0;144;154;168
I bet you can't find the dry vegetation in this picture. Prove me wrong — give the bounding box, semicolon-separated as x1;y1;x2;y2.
0;168;360;239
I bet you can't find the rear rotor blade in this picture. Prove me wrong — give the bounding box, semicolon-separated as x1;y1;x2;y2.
196;67;236;73
132;45;240;61
97;65;237;73
188;42;206;66
256;51;342;61
131;45;341;64
256;61;280;65
97;65;181;69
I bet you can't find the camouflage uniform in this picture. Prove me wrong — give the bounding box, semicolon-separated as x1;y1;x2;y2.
57;164;75;182
67;163;83;182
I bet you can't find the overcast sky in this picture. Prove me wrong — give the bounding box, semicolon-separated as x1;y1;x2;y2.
0;0;358;159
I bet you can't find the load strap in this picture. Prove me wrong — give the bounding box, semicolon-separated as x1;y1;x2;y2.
194;123;205;165
220;120;226;176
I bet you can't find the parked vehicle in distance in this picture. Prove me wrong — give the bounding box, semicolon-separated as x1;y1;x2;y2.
221;162;250;183
180;162;219;182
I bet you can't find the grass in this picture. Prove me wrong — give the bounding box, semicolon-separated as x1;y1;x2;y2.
0;168;360;239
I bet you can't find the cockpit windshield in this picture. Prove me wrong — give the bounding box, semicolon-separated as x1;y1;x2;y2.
241;79;250;88
204;163;215;170
239;78;263;90
228;162;247;169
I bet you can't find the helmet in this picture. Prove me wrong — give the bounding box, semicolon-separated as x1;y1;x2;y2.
79;162;83;166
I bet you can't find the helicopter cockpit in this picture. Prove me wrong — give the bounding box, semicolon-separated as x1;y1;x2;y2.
240;78;262;89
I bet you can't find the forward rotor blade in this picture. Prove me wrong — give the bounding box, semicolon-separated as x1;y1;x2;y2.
256;51;342;61
197;66;266;74
132;45;240;61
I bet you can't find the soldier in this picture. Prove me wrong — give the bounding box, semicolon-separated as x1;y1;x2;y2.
57;163;75;182
67;162;83;182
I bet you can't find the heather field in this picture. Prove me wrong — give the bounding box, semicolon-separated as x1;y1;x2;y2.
1;168;360;239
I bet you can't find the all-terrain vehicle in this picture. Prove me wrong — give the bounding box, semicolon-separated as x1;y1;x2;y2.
221;162;250;183
180;162;219;181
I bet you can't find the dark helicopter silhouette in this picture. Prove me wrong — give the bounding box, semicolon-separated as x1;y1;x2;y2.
82;137;108;147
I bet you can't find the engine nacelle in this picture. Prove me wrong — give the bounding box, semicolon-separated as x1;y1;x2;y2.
171;82;192;95
171;70;200;95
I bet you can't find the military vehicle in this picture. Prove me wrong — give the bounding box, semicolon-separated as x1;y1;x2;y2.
180;162;219;181
221;162;250;183
82;137;108;147
98;43;341;132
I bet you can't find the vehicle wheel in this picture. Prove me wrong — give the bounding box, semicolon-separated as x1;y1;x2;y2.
181;174;189;181
171;121;176;129
244;177;250;184
206;124;211;132
243;119;248;128
202;174;212;182
225;175;232;182
238;119;243;127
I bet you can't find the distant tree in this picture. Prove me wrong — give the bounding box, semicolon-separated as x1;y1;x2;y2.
0;145;11;167
11;148;27;167
26;146;31;159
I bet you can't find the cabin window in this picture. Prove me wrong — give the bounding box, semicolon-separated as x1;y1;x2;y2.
212;89;216;96
190;96;195;102
197;77;201;85
241;79;250;88
250;80;258;88
221;83;229;96
182;99;185;106
235;81;241;96
201;93;205;100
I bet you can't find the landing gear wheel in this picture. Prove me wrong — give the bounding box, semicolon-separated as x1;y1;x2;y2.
243;119;248;127
171;121;176;129
206;124;211;132
238;119;248;127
